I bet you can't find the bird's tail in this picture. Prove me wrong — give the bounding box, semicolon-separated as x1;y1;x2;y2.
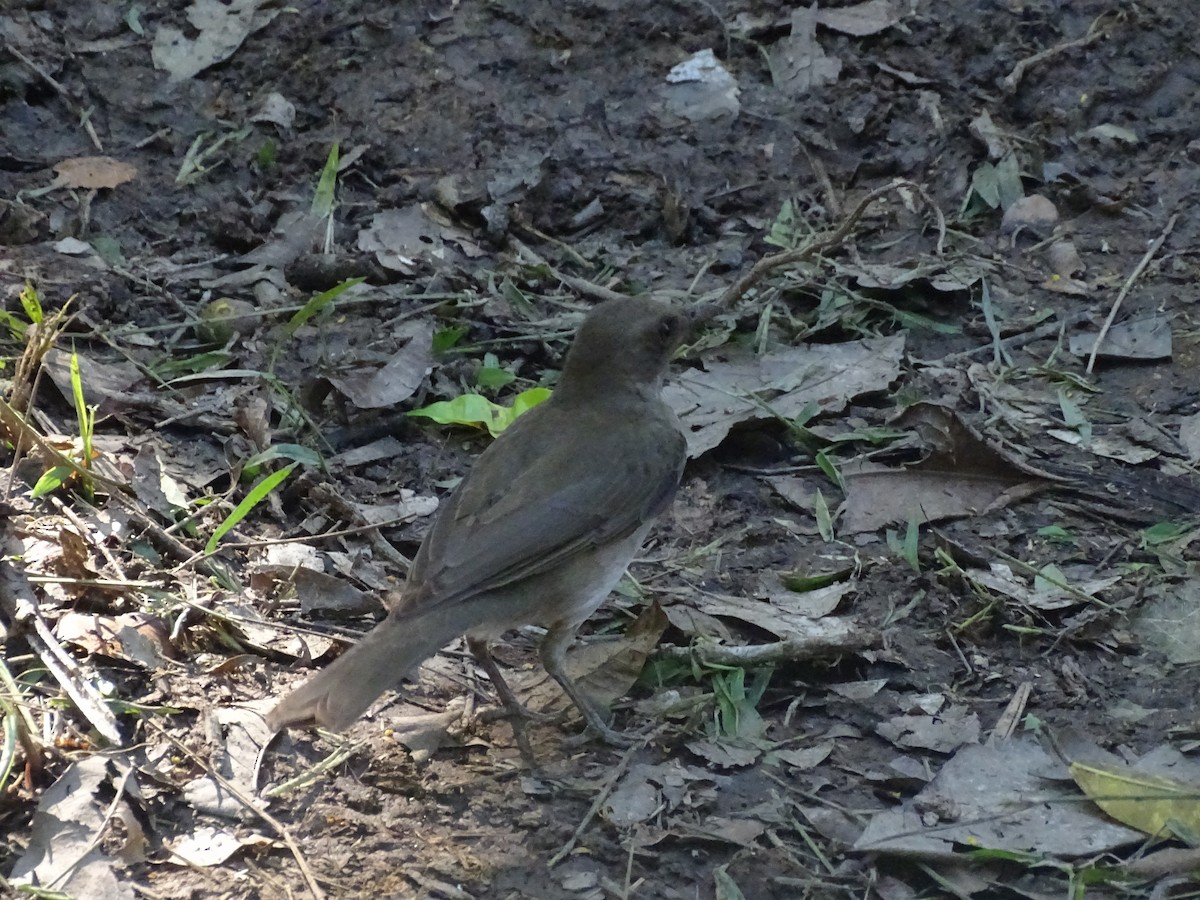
265;606;461;732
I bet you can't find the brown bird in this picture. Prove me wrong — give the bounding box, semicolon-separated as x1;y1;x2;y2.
266;295;693;744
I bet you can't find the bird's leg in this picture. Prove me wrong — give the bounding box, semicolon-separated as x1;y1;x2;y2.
467;637;549;759
539;623;636;747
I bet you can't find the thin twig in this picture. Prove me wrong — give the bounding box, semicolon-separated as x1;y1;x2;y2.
2;42;103;151
548;738;645;867
1001;12;1115;92
0;574;123;745
1085;212;1177;374
48;766;135;890
510;236;630;305
716;179;946;310
148;721;326;900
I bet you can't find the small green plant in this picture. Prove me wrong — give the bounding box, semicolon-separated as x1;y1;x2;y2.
432;324;468;354
310;142;339;220
765;198;810;250
475;353;516;392
959;151;1023;218
205;462;298;555
886;514;921;572
31;349;96;501
175;126;252;185
1139;520;1192;549
813;489;834;542
1057;388;1091;443
637;656;772;739
255;138;277;169
0;280;44;341
284;277;363;339
1036;524;1075;544
710;664;771;738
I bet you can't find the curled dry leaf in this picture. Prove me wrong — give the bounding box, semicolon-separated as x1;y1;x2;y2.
1000;193;1058;237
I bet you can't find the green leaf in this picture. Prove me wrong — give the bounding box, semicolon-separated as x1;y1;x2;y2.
69;350;89;448
1034;563;1067;595
432;325;467;354
1037;524;1075;544
206;463;297;554
287;278;364;336
891;307;962;334
765;198;799;250
256;139;276;169
19;282;43;325
814;449;843;490
967;152;1024;211
1057;388;1092;442
782;568;850;592
814;489;833;542
510;387;551;417
409;388;551;437
151;350;235;379
310;143;339;219
0;310;27;339
1141;520;1191;548
475;366;515;391
714;864;748;900
31;465;72;498
887;516;921;572
243;443;322;479
790;400;821;430
125;4;144;35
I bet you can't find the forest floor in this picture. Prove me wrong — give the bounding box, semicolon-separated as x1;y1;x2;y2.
2;1;1200;898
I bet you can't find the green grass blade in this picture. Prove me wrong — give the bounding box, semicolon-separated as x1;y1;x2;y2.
205;462;297;554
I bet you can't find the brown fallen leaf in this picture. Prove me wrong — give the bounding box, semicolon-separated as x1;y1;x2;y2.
52;156;138;190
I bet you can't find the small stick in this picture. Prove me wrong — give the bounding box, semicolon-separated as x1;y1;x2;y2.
716;179;946;310
1085;212;1177;374
1002;13;1114;92
548;738;646;867
2;42;104;151
149;721;326;900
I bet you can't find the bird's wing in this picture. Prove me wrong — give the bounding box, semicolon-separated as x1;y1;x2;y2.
403;400;685;609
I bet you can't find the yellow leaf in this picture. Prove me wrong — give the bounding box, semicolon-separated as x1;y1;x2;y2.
1070;761;1200;838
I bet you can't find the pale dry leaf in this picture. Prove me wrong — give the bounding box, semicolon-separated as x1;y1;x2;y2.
876;708;980;753
168;826;271;867
327;319;434;409
816;0;902;36
1179;413;1200;461
855;738;1144;857
9;757;137;899
1047;240;1084;278
686;739;760;768
771;5;842;96
968;108;1010;160
664;48;741;121
1000;193;1058;236
1068;315;1172;361
773;741;834;770
516;602;669;716
151;0;282;81
666;334;905;458
53;156;138;190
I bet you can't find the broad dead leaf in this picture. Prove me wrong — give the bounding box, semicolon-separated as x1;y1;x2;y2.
666;334;905;458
